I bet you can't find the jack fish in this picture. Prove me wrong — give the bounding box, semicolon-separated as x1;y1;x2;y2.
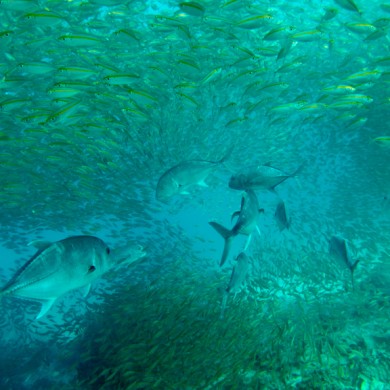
220;252;250;319
328;235;359;288
0;235;145;319
228;162;304;192
209;190;263;266
156;147;233;201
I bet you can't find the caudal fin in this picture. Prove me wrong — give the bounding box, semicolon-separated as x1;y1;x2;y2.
209;221;234;266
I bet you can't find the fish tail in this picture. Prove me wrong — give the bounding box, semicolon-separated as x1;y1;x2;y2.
209;222;234;266
220;291;229;319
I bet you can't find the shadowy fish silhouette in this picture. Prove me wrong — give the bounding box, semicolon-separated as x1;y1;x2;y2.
328;235;359;289
0;236;145;319
220;252;250;319
228;162;304;192
156;147;233;201
274;200;291;230
209;190;263;266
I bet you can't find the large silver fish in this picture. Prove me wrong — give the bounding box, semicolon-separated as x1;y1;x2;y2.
228;162;304;192
0;235;146;319
328;235;359;288
209;190;263;266
220;252;250;319
156;147;233;201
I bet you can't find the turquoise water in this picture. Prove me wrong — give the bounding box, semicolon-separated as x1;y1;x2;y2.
0;0;389;388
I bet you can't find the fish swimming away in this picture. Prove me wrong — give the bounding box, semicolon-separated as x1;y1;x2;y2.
0;235;146;319
228;162;305;192
156;146;233;201
209;190;263;266
274;200;291;230
220;252;250;319
328;235;359;289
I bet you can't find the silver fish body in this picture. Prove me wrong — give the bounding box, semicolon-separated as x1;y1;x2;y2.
156;148;232;201
229;162;304;192
209;190;262;266
1;235;112;318
226;252;250;294
221;252;250;319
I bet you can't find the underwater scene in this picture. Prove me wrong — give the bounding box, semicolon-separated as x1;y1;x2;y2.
0;0;389;389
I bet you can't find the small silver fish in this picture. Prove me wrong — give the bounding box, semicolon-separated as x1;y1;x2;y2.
229;162;304;192
0;236;145;319
209;190;263;266
274;200;291;230
220;252;250;319
156;147;233;201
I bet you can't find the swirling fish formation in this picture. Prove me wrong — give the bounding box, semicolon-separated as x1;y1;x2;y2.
157;152;301;252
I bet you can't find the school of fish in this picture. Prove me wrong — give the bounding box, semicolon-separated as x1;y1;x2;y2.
0;0;389;388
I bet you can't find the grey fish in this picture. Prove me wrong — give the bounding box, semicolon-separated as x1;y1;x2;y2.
0;236;146;319
156;147;233;201
328;235;359;288
274;200;291;230
220;252;250;319
228;162;304;192
209;190;263;266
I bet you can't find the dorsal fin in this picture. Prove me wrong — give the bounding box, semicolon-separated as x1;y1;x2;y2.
28;240;52;250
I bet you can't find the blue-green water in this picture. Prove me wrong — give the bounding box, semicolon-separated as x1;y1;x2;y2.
0;0;389;388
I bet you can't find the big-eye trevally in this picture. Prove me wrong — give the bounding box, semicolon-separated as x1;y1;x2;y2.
156;147;233;201
0;235;146;319
328;235;359;288
275;200;291;230
228;162;305;192
220;252;250;319
209;190;263;266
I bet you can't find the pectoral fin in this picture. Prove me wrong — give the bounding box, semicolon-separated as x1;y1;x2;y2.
197;180;208;187
244;234;252;251
82;284;91;298
36;298;56;320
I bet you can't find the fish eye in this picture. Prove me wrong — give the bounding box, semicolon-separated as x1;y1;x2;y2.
106;247;110;254
88;265;96;272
